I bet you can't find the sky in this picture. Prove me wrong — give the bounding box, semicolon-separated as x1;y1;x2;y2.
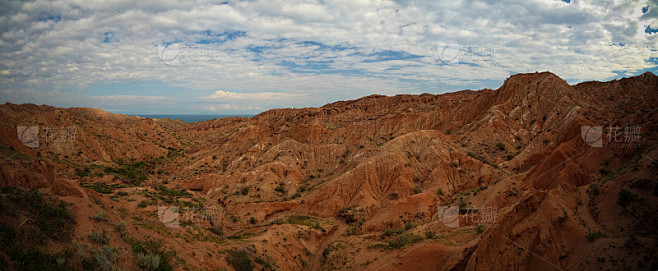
0;0;656;115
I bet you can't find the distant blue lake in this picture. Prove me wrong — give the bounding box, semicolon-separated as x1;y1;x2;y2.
134;115;253;123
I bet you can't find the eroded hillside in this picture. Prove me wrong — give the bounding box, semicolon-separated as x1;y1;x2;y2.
1;71;657;270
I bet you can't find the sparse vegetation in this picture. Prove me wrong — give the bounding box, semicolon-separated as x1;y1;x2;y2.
157;185;191;197
131;236;176;271
87;229;109;245
104;161;150;186
115;221;129;239
386;233;424;249
1;187;75;239
388;193;399;200
475;223;486;234
413;186;422;194
589;183;600;196
76;244;119;271
617;189;636;207
496;142;506;151
586;229;606;242
137;252;161;271
241;186;250;195
226;249;253;271
92;211;108;221
424;229;436;239
85;182;115;194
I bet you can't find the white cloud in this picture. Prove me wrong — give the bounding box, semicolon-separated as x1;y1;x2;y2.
203;90;303;100
207;104;263;111
0;0;655;114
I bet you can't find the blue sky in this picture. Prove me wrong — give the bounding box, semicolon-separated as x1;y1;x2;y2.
0;0;656;115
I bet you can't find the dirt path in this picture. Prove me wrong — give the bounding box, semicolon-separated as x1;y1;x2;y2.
309;219;347;271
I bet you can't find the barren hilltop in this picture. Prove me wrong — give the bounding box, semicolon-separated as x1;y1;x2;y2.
1;71;657;270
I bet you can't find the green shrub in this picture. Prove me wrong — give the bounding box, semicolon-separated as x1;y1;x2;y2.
590;183;600;196
137;199;157;208
90;183;114;194
556;210;568;225
77;244;119;271
115;221;129;237
617;189;636;207
586;229;606;242
475;223;486;234
75;168;91;177
424;229;436;239
496;142;506;151
383;228;404;236
137;252;161;271
346;226;358;235
274;185;286;194
87;230;108;245
413;186;422;194
131;237;175;271
226;249;253;271
388;193;399;200
7;246;66;270
157;185;190;197
3;188;74;239
92;211;108;221
387;233;423;249
104;161;149;185
286;215;316;227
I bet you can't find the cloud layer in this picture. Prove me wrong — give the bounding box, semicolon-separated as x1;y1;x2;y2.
0;0;656;114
